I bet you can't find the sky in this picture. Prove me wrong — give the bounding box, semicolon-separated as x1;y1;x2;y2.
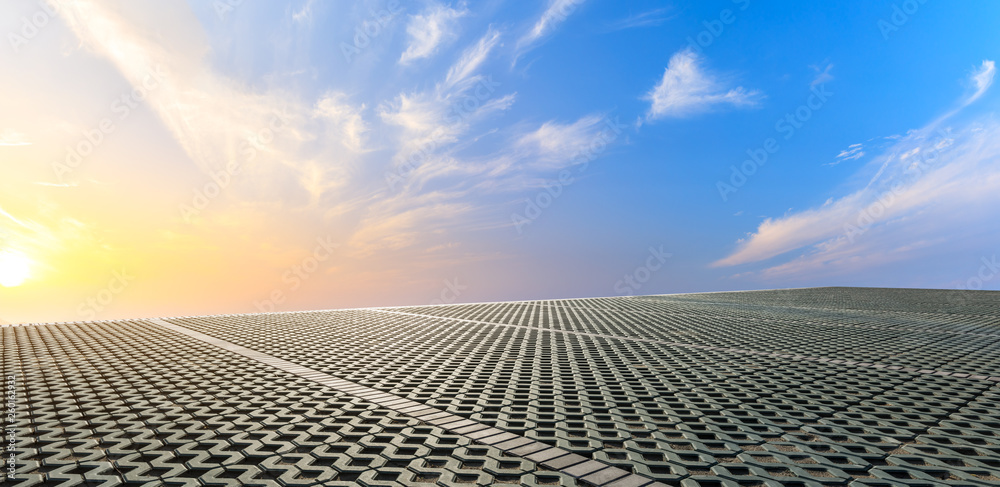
1;0;999;325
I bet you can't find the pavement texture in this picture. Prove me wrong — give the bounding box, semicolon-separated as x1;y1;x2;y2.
2;286;1000;486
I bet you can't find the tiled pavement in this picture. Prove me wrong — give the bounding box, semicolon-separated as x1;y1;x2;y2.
3;287;1000;486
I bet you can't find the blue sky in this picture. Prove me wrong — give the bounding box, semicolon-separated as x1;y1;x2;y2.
1;0;999;323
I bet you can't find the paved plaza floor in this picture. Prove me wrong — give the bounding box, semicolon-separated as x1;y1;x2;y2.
3;287;1000;486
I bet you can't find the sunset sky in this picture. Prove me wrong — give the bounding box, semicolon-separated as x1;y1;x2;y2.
2;0;999;324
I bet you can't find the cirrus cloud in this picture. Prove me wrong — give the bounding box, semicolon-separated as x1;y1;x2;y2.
399;2;468;65
645;49;761;120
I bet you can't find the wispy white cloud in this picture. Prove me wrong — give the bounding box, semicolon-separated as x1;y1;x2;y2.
443;27;501;90
0;130;30;146
0;205;31;229
399;2;468;65
713;60;1000;279
292;0;317;24
966;60;995;105
313;92;368;153
349;109;611;258
364;21;623;257
828;142;865;166
515;0;585;62
515;115;606;170
929;60;996;125
379;27;508;160
645;49;761;120
604;7;673;32
55;0;366;207
346;192;475;257
360;26;520;255
0;201;88;273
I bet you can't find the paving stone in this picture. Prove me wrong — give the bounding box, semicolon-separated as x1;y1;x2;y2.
579;466;631;486
526;448;569;463
562;459;612;478
543;453;589;469
476;431;519;445
493;437;535;451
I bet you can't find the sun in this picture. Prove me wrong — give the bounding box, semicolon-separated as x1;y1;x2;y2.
0;250;32;287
